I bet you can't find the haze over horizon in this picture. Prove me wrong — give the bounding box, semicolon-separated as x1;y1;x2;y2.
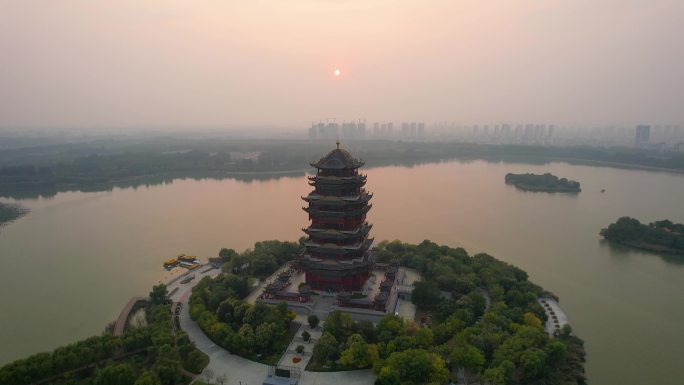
1;0;682;130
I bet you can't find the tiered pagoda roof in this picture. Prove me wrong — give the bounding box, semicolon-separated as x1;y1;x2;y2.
302;191;373;205
310;147;365;169
303;223;372;242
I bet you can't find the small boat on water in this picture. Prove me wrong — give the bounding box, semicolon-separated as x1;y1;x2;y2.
177;254;200;264
163;254;200;270
163;258;179;269
179;261;200;269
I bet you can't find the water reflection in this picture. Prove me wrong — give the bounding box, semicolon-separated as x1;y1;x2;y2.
601;239;684;266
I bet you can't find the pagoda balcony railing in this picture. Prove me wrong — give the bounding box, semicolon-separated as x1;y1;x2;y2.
305;222;371;233
301;256;373;271
304;239;370;250
303;204;371;218
306;203;370;212
311;217;366;227
303;227;371;241
307;174;367;185
303;232;364;242
302;191;372;205
308;176;366;188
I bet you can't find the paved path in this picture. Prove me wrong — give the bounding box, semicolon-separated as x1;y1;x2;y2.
278;324;318;371
113;296;147;336
538;297;569;336
171;268;375;385
178;289;269;385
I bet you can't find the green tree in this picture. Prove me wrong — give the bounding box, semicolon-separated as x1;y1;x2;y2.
355;320;377;343
313;332;338;365
411;281;441;309
134;371;161;385
218;248;237;262
339;334;378;368
520;347;547;379
377;315;404;343
255;322;278;353
149;284;168;305
414;327;433;348
307;314;320;329
250;254;278;277
152;345;182;385
216;299;235;323
95;364;135;385
375;366;401;385
523;312;543;330
451;344;485;384
375;349;448;384
183;350;208;374
237;324;256;355
483;366;508;385
324;311;354;340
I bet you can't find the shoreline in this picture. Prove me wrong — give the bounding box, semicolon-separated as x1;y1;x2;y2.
506;183;581;193
2;153;684;197
603;238;684;256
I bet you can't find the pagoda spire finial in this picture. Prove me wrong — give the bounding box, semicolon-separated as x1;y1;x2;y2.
336;138;340;149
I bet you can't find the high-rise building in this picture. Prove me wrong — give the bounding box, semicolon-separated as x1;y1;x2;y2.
300;143;374;291
309;124;317;140
635;125;651;146
401;122;410;138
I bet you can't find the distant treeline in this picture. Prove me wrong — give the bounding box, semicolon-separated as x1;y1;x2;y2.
601;217;684;255
1;138;684;198
505;173;581;192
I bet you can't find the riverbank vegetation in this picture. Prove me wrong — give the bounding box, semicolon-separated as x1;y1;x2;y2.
0;284;208;385
601;217;684;254
505;173;581;193
307;240;586;385
2;137;683;198
0;202;28;227
188;240;302;364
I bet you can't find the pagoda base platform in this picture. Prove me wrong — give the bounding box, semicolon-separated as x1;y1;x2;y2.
304;270;370;292
256;267;402;319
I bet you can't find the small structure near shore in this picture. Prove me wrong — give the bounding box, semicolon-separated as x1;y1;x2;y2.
539;297;570;336
163;254;201;270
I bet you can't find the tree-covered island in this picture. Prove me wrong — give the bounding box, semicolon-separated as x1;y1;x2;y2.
505;173;581;193
0;240;586;385
601;217;684;255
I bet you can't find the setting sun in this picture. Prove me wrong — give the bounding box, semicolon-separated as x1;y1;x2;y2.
334;69;341;77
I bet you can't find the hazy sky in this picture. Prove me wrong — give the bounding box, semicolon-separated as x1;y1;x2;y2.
1;0;682;129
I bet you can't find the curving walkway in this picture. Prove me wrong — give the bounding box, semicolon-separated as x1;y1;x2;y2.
172;268;375;385
113;296;147;336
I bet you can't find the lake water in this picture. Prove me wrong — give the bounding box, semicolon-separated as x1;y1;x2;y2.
1;159;683;384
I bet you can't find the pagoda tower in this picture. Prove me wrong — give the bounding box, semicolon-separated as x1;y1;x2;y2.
301;142;374;292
